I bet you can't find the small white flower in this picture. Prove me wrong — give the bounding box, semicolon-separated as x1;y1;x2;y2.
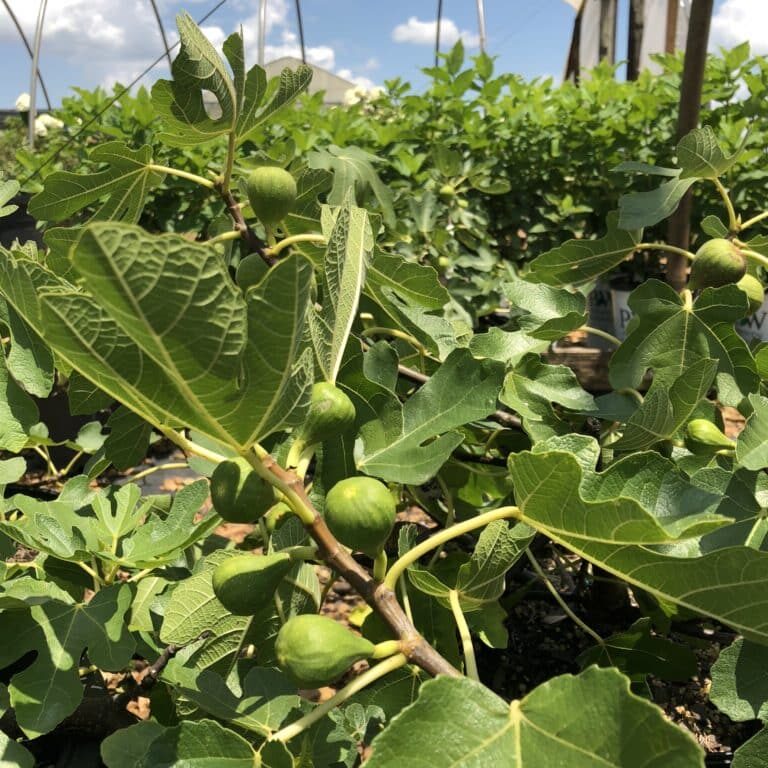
343;86;366;105
33;118;48;138
36;113;64;130
343;84;384;106
15;93;30;112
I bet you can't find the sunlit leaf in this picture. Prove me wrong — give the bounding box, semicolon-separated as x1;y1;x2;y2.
366;668;703;767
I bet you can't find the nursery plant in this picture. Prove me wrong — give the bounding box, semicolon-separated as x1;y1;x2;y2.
0;13;767;767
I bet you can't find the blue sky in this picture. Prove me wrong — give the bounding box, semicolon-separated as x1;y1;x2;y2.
0;0;763;108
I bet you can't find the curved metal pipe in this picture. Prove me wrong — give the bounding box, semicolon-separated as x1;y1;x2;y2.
1;0;51;110
258;0;267;66
28;0;48;148
476;0;486;53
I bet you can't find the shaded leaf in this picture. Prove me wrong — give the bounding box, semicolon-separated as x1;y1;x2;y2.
504;281;586;340
525;212;641;287
736;394;768;470
0;583;134;737
609;280;757;406
28;142;163;223
578;618;697;681
611;358;717;451
41;223;313;449
4;304;54;397
140;719;256;768
0;732;34;767
357;349;504;483
710;638;768;722
162;663;301;737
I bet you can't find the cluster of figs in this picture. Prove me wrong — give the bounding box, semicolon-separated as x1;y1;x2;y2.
209;381;398;688
222;172;764;686
685;237;758;452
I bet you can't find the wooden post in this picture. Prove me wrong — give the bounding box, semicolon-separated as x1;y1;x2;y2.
665;0;679;53
666;0;714;291
564;7;583;83
627;0;644;80
599;0;617;63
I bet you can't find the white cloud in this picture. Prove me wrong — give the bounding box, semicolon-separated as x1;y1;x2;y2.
337;69;376;90
711;0;768;54
0;1;162;60
392;16;479;48
0;0;372;103
252;29;335;70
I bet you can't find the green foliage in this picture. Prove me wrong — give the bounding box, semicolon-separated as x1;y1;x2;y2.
0;17;767;767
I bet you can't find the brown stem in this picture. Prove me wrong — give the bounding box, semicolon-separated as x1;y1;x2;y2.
217;185;275;267
397;364;522;429
258;453;460;678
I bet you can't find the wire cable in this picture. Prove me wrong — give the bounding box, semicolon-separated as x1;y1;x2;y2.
435;0;444;67
21;0;228;186
148;0;173;70
294;0;306;65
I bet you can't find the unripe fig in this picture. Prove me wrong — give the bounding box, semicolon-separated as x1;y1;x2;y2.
457;198;469;209
324;476;396;556
210;457;275;523
275;614;375;688
689;238;746;290
737;274;764;315
685;419;735;455
212;553;293;615
439;183;456;198
245;166;297;226
301;382;356;446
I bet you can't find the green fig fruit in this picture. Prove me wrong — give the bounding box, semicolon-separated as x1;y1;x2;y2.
438;183;456;198
689;238;746;290
246;167;297;226
301;382;356;446
210;457;275;523
685;419;735;455
275;614;375;688
324;477;396;556
212;553;293;615
737;273;764;315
